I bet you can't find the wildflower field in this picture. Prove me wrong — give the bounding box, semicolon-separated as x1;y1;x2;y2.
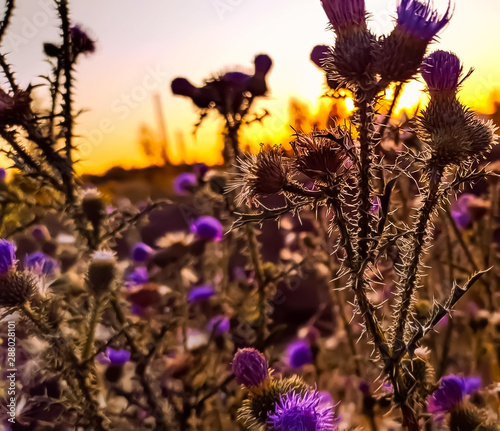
1;0;500;430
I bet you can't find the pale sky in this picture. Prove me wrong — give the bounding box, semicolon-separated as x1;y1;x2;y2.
2;0;500;174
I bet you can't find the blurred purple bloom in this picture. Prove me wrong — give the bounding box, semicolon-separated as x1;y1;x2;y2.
422;51;463;93
25;251;59;276
207;315;230;335
320;0;366;32
69;25;96;54
190;216;223;242
268;390;339;431
131;242;153;263
310;45;330;70
451;194;474;230
126;267;149;288
131;303;146;316
0;168;5;182
0;239;16;275
174;172;197;195
286;340;313;368
31;225;50;242
187;284;215;303
97;347;131;366
396;0;451;41
232;348;269;388
427;374;481;416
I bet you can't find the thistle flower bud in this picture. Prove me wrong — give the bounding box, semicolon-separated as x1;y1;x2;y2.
69;25;96;55
88;251;116;294
291;130;353;185
449;404;486;431
310;45;330;70
285;340;313;369
267;390;339;431
376;0;452;83
0;270;37;307
247;54;273;97
81;188;105;227
171;78;216;109
419;98;498;167
0;88;31;127
421;51;463;95
232;146;290;206
232;348;270;388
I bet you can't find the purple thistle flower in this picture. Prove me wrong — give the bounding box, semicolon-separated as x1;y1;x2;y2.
126;267;149;288
427;374;481;416
131;242;153;263
268;390;339;431
320;0;366;33
421;50;463;93
69;25;96;55
207;315;230;335
286;340;313;369
232;348;270;388
187;284;216;303
0;239;16;275
97;347;131;366
396;0;452;42
24;251;59;276
190;216;224;242
174;172;197;196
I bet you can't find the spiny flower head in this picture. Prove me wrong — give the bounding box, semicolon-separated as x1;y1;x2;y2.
233;146;290;206
267;390;339;431
291;130;353;185
421;50;463;94
0;271;37;308
0;88;31;126
320;0;366;34
190;216;223;242
0;239;16;275
232;348;270;389
69;25;96;55
396;0;451;42
427;374;481;416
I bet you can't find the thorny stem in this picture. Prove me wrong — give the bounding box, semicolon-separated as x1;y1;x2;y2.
56;0;75;205
20;302;107;431
393;167;444;356
110;297;170;431
0;0;14;46
82;294;103;362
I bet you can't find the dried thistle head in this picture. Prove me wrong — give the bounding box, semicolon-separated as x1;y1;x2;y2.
291;129;353;186
0;271;37;308
87;250;116;295
231;145;290;206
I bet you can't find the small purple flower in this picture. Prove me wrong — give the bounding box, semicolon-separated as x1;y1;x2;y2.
286;340;313;369
320;0;366;33
174;172;197;196
268;390;339;431
187;284;215;303
190;216;223;242
126;267;149;288
0;239;16;275
69;25;96;54
25;251;59;276
421;51;463;93
427;374;481;416
131;242;153;263
396;0;451;42
97;347;131;366
207;315;230;335
232;348;269;388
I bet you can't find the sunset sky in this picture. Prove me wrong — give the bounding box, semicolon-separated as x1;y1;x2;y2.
3;0;500;174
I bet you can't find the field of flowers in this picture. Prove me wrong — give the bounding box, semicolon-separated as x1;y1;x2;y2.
1;0;500;430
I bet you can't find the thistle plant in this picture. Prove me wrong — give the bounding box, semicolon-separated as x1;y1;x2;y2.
231;1;498;429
